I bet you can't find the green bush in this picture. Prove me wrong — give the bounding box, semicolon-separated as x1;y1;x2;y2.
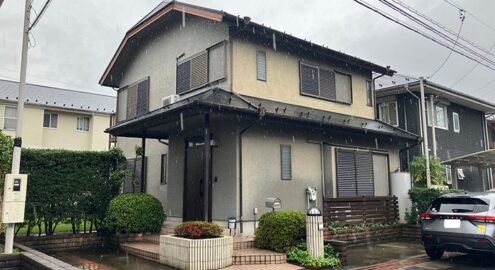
19;148;126;235
255;210;306;252
175;221;223;239
408;187;463;224
328;220;398;234
107;193;165;233
286;242;341;268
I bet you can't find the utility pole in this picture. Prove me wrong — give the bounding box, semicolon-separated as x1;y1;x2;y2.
4;0;30;254
419;78;431;187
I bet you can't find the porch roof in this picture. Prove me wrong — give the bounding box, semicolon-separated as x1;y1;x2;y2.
443;149;495;169
107;88;419;141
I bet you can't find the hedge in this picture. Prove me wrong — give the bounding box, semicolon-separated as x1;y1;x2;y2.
19;148;127;235
107;193;165;233
255;210;306;252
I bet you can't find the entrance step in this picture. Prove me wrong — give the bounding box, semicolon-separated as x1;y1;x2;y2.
120;242;159;262
233;248;287;265
142;234;160;244
161;218;182;235
233;236;255;250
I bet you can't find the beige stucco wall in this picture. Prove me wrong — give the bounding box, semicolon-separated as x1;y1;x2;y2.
0;102;110;151
232;39;375;119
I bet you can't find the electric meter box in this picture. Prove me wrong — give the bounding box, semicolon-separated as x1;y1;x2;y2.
2;174;28;223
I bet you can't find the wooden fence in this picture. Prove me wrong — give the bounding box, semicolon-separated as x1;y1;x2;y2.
323;196;399;225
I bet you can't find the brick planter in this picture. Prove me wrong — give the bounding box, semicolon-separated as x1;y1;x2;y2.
160;235;233;270
401;224;421;240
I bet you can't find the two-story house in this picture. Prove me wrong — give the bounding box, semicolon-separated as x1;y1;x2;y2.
0;79;115;151
376;76;495;192
101;1;417;235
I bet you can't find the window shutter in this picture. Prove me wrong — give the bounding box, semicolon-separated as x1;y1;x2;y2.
335;72;352;103
257;50;267;81
190;52;208;89
209;44;225;82
337;149;356;197
355;152;374;196
319;69;336;100
117;89;128;122
300;63;319;96
126;84;138;119
43;113;50;127
281;145;292;180
136;79;149;116
176;60;191;94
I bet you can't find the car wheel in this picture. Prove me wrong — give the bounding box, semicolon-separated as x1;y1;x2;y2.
425;247;444;260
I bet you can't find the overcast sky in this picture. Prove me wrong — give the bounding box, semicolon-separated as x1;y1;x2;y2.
1;0;494;101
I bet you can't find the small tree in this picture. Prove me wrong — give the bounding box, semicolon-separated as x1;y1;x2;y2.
0;130;13;189
410;156;446;187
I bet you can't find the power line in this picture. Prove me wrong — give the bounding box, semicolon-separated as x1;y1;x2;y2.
392;0;495;58
428;16;464;79
378;0;495;67
443;0;495;33
353;0;495;71
29;0;51;31
451;40;495;88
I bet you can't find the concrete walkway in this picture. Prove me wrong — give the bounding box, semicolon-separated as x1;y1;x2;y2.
222;263;302;270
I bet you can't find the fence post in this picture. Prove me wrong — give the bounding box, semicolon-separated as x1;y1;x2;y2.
306;207;324;259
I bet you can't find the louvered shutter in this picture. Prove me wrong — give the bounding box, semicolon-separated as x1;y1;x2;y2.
337;149;356;197
335;72;352;103
257;50;266;81
281;145;292;180
300;63;319;96
355;152;374;196
319;69;336;100
190;52;208;89
126;84;138;119
136;79;149;116
176;60;191;94
209;44;225;82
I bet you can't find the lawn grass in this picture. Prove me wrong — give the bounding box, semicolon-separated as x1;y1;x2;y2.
15;221;93;236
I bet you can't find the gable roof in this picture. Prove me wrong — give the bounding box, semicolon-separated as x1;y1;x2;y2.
0;79;116;114
100;1;395;87
375;75;495;114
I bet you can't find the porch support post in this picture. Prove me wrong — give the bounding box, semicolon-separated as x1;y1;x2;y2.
204;114;212;222
141;136;146;193
452;164;458;190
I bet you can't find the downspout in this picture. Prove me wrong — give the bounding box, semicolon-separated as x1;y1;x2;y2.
430;95;437;157
238;110;264;234
141;135;146;193
419;78;431;187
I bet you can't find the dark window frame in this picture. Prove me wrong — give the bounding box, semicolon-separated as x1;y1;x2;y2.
116;76;150;123
176;41;227;95
161;153;168;185
299;62;353;105
43;112;58;128
366;80;373;106
280;144;292;180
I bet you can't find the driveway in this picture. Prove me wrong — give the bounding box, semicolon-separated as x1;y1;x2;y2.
400;253;495;270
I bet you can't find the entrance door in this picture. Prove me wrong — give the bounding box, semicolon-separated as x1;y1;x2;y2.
183;144;205;221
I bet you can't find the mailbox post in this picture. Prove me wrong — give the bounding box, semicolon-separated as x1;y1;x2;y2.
265;197;281;212
306;207;324;259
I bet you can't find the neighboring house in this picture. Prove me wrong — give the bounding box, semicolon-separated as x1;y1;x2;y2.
0;79;116;151
101;1;417;234
376;76;495;191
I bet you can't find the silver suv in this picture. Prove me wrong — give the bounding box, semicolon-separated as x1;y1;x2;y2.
421;192;495;259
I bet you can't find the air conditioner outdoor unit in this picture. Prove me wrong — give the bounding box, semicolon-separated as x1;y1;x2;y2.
162;94;180;107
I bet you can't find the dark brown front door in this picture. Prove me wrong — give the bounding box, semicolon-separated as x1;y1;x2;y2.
183;144;205;221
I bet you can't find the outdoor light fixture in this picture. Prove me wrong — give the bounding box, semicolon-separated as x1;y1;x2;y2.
228;217;236;230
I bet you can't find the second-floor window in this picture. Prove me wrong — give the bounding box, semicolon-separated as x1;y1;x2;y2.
176;42;226;94
299;62;352;104
43;113;58;128
452;112;460;133
257;50;267;81
427;104;448;130
117;77;150;122
378;101;398;126
3;106;17;130
77;116;90;131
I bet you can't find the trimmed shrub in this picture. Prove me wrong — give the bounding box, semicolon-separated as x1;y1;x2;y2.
20;147;126;235
107;193;165;233
287;242;341;268
410;156;446;187
255;210;306;252
175;221;223;239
